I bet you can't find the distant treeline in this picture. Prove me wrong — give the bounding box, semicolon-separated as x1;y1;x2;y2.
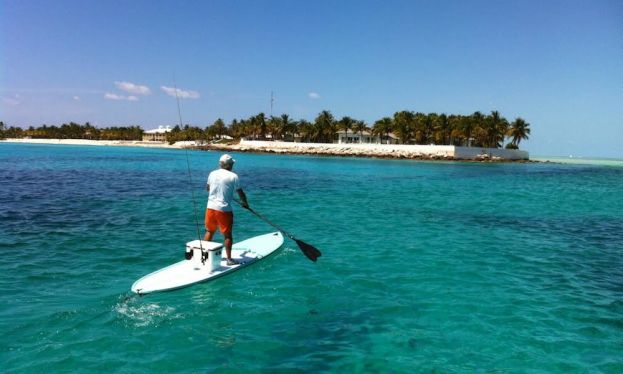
1;109;531;148
0;122;143;141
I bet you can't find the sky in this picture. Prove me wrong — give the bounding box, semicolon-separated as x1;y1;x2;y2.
1;0;622;157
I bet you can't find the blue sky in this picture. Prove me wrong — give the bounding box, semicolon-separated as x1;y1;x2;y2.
1;0;622;157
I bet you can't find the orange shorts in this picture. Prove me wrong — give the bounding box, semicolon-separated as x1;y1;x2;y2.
205;209;234;235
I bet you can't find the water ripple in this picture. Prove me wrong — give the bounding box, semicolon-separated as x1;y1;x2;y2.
1;144;622;372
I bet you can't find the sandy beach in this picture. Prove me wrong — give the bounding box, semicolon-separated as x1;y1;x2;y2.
1;138;530;161
1;138;186;149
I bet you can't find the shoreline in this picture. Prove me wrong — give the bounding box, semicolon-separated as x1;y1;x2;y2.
2;138;532;162
197;140;532;162
0;138;185;149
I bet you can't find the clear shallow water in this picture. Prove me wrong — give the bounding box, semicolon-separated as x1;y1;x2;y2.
533;156;623;167
1;143;622;373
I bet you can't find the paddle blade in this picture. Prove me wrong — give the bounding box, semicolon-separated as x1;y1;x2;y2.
295;239;322;262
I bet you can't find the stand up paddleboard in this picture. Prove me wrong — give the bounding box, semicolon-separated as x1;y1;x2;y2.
131;231;284;295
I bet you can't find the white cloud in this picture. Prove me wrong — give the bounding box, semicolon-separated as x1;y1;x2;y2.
104;93;138;101
104;93;124;100
2;96;20;106
308;92;320;99
73;96;80;101
115;81;151;95
161;86;200;99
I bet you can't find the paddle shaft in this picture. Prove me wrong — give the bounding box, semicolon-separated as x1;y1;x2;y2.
245;207;296;241
233;200;321;262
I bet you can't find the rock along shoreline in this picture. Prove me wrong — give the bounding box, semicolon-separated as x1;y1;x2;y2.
2;138;533;162
193;140;532;163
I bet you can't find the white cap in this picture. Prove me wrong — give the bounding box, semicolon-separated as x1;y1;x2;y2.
219;154;235;165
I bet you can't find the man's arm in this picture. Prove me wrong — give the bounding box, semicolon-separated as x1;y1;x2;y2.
237;189;249;209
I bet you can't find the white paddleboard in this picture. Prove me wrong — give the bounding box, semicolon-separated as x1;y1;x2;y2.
131;231;284;294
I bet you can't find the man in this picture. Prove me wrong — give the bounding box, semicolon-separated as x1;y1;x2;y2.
205;154;249;265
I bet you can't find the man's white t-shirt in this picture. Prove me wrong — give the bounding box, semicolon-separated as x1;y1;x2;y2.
207;168;241;212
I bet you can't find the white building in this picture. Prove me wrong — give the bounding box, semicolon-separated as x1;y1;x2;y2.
143;126;172;142
335;130;399;144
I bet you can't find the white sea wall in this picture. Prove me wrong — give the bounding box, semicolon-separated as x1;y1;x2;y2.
239;140;529;160
239;140;454;156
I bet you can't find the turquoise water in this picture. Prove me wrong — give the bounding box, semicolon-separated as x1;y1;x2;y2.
1;143;622;373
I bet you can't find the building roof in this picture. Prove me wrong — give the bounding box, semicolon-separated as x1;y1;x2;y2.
144;125;172;134
336;130;374;136
335;130;398;139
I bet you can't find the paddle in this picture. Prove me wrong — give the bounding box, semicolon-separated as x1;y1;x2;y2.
235;201;322;262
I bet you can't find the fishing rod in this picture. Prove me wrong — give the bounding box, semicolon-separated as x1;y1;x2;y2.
173;76;204;259
174;80;320;263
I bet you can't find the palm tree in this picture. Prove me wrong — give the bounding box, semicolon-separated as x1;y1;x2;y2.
267;116;281;140
353;120;367;143
372;117;393;144
2;123;22;138
411;112;426;144
314;110;335;143
296;119;313;142
233;118;252;139
280;114;295;141
83;122;100;139
484;111;509;148
448;115;463;146
393;110;415;144
245;114;264;140
255;113;267;139
210;118;227;140
337;116;354;143
508;117;531;148
434;114;450;145
229;119;244;139
424;113;438;144
469;111;486;146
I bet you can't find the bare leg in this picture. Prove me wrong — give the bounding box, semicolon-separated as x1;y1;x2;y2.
224;232;233;260
204;230;215;241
